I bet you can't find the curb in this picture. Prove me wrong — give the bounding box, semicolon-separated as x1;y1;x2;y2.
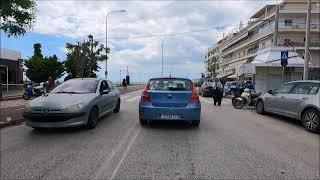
1;95;23;101
0;87;143;129
0;118;25;128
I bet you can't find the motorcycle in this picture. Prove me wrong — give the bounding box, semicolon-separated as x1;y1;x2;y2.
23;83;46;100
232;88;261;109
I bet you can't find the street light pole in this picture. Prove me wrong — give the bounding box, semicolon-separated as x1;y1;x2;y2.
161;40;164;77
105;10;126;79
304;0;311;80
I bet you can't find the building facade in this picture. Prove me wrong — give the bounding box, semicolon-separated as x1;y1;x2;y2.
0;48;23;84
206;0;320;84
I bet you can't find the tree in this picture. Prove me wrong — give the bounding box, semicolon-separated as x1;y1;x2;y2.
64;35;107;78
0;0;37;37
24;43;64;82
206;56;219;78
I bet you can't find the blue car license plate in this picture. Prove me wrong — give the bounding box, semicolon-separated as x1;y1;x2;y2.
160;114;181;120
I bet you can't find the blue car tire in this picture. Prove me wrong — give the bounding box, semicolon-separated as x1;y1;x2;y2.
192;120;200;127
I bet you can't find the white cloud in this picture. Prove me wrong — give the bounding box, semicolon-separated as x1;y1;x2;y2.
30;0;276;82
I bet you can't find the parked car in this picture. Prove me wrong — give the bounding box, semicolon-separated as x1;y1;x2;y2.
255;80;320;133
139;77;201;126
23;78;121;129
199;80;214;97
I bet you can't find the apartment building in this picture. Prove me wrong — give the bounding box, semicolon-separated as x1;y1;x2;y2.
206;0;320;92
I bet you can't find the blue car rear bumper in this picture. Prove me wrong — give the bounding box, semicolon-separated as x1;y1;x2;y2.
139;102;201;121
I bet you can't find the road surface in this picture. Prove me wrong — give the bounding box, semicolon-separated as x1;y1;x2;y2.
1;90;319;179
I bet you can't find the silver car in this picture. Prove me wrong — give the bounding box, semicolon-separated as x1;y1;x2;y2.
23;78;121;129
255;80;320;133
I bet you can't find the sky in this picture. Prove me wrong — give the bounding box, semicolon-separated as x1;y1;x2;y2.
1;0;278;83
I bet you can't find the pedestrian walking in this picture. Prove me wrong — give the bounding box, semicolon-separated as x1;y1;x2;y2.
213;78;223;106
122;78;127;89
46;76;55;93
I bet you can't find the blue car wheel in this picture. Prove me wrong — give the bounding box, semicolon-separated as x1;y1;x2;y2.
192;120;200;127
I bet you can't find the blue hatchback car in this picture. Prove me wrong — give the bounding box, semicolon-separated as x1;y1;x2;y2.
139;78;201;126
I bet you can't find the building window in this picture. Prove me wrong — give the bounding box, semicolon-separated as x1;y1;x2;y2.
285;19;292;26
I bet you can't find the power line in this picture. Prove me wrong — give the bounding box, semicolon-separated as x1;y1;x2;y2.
119;1;177;24
96;24;247;41
96;19;319;41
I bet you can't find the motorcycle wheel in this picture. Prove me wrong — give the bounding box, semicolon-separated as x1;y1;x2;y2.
23;93;30;100
232;97;246;109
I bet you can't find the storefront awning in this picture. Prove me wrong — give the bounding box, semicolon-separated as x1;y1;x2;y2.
250;48;309;67
216;72;234;79
227;74;238;79
239;47;314;75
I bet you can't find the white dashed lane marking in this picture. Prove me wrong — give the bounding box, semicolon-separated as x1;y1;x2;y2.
125;96;140;102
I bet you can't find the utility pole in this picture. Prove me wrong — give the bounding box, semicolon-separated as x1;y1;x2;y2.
161;40;164;77
120;70;121;86
273;4;279;46
304;0;311;80
105;15;108;79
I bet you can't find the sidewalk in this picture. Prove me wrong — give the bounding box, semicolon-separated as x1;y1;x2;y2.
0;85;143;128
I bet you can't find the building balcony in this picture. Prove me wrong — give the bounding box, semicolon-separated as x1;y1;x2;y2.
221;29;273;56
279;3;320;14
220;49;259;67
279;23;320;32
278;41;320;50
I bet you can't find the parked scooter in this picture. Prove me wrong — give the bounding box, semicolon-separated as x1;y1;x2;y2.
23;82;46;100
232;88;261;109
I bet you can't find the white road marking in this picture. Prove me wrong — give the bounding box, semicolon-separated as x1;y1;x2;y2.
125;96;140;102
93;124;139;180
120;94;132;100
109;127;141;180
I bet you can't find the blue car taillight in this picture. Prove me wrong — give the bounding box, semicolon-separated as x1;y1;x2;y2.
141;85;150;102
189;85;199;103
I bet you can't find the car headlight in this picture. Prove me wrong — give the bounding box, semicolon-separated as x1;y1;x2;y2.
63;103;85;113
24;103;32;112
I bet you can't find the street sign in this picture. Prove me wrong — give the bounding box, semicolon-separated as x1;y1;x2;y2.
281;51;288;67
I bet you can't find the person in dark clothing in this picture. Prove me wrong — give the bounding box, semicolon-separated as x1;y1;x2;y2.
122;78;127;88
212;78;223;106
46;77;55;93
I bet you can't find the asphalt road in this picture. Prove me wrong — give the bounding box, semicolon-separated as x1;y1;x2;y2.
1;90;319;179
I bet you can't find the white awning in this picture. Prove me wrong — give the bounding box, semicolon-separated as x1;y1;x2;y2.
250;47;308;67
240;47;312;74
216;72;234;79
227;74;238;79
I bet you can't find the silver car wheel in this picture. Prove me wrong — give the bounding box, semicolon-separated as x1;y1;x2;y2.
304;112;318;130
303;109;320;133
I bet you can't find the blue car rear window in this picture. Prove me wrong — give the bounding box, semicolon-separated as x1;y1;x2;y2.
148;78;192;91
